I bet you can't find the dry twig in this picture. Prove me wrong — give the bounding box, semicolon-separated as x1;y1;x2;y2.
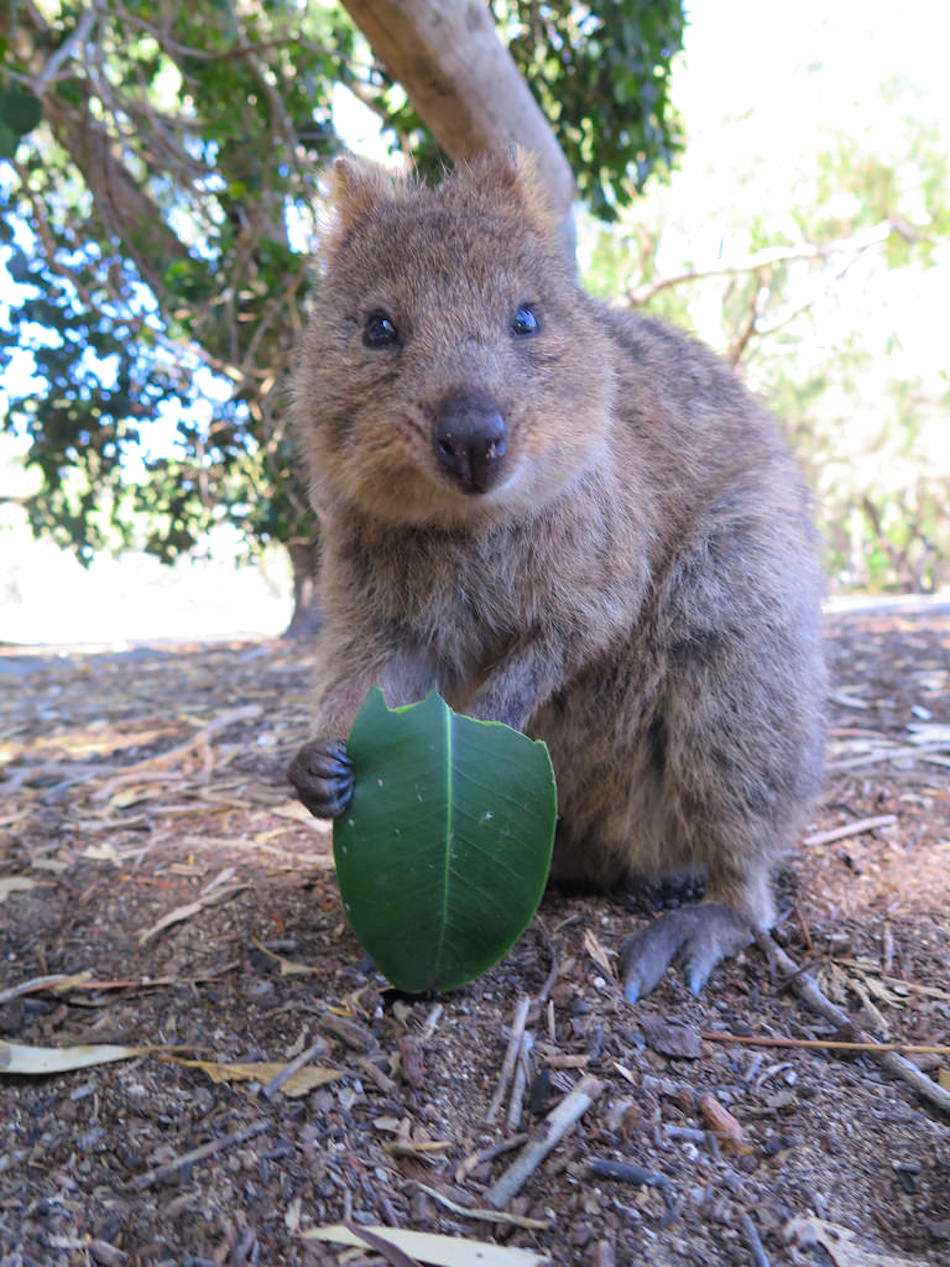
700;1031;950;1056
506;1031;534;1132
485;994;531;1124
755;932;950;1115
740;1212;772;1267
485;1074;604;1209
261;1040;328;1101
454;1133;529;1183
414;1182;550;1230
827;739;950;772
130;1120;269;1191
802;814;897;846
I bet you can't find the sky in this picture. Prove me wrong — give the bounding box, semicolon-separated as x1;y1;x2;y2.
2;0;948;645
683;0;949;120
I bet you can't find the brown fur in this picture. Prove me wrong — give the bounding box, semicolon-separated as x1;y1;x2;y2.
291;152;825;984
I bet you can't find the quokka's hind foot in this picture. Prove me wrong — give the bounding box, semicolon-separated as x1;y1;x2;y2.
620;903;754;1003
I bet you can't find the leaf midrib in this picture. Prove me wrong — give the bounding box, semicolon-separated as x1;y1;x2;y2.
431;699;453;979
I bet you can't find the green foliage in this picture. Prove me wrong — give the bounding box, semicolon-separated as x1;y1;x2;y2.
379;1;684;215
334;689;557;993
499;0;684;216
1;0;685;592
585;73;950;594
1;0;345;575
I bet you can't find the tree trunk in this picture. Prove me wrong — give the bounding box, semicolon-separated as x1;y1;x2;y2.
340;0;576;255
283;537;324;639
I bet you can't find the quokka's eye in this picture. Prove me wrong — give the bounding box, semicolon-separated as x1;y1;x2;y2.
363;311;399;347
512;305;540;336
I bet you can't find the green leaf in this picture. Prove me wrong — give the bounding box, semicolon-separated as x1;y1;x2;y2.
334;689;557;994
0;88;42;137
0;121;18;160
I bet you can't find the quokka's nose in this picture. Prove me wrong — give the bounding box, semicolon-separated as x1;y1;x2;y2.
432;394;508;494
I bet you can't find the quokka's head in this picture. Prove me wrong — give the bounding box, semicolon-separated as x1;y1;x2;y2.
294;150;616;528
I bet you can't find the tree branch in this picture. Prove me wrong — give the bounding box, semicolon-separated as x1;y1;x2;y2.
10;158;276;411
10;3;189;302
628;219;919;307
33;5;97;92
110;3;330;66
725;280;765;369
339;0;576;255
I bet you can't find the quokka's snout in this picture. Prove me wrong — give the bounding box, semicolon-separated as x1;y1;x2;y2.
432;391;509;495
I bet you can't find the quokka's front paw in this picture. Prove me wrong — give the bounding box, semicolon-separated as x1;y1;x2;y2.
287;738;353;819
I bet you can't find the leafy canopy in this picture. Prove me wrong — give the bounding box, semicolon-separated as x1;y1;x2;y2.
0;0;685;578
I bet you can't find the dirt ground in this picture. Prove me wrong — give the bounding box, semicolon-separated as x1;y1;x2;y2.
1;604;948;1266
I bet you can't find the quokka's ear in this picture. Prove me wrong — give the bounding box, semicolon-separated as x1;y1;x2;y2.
323;155;408;251
451;147;565;241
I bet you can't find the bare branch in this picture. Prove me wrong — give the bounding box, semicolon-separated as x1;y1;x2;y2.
9;158;276;409
10;157;107;316
11;4;200;302
109;2;332;65
33;5;97;92
725;281;765;369
243;257;309;368
628;219;919;307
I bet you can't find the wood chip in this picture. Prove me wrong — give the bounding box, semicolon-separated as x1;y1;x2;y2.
698;1092;750;1151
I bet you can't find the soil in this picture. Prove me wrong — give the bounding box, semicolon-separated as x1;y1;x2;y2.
1;604;948;1267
